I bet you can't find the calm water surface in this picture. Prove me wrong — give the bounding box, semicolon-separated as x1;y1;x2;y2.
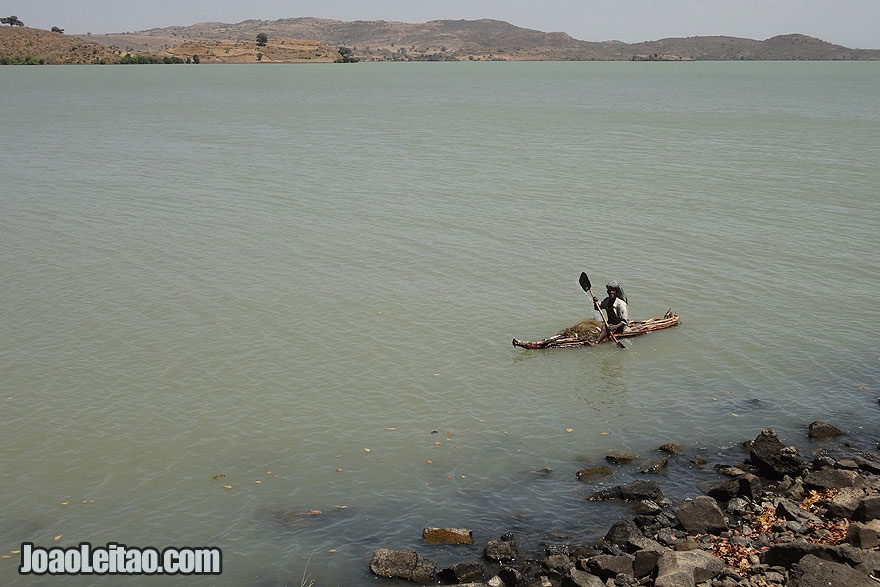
1;62;879;585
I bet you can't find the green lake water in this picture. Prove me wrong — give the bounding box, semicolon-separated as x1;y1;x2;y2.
1;61;878;585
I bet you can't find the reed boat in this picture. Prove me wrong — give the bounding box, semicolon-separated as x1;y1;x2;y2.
512;310;680;349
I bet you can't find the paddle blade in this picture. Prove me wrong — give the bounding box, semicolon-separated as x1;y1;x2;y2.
579;272;591;292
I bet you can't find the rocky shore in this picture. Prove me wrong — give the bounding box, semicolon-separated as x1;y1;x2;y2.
370;425;880;586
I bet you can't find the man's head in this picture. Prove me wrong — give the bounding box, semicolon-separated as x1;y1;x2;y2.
606;280;620;297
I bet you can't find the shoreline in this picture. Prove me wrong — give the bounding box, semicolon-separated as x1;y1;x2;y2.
370;424;880;586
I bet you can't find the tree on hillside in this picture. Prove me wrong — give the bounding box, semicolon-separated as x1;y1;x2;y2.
51;26;64;33
336;46;359;63
1;16;25;26
256;33;268;47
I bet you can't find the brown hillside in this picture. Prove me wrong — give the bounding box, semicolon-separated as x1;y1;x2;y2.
624;34;880;61
86;18;607;61
0;26;122;63
166;38;339;63
83;17;880;61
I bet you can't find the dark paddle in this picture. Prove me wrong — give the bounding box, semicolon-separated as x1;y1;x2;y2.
579;272;625;349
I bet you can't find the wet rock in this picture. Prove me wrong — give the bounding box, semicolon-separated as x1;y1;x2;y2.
603;520;643;548
487;576;505;587
749;429;808;479
438;561;485;583
485;536;518;563
370;548;437;584
498;566;522;586
803;469;864;491
714;464;748;477
807;421;845;440
423;526;473;544
673;496;728;535
690;455;707;467
789;554;875;587
589;480;664;502
632;499;662;516
638;458;669;474
655;550;723;587
835;458;860;470
855;494;880;522
658;443;682;455
606;452;639;465
576;466;613;481
855;455;880;475
705;479;739;503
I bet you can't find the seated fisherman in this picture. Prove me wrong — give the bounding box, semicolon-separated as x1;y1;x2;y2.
589;281;628;345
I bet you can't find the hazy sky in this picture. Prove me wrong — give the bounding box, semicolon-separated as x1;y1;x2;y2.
10;0;880;49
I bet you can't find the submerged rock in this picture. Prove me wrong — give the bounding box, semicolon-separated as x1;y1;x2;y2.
485;535;518;563
370;548;436;584
658;443;682;455
576;466;613;481
367;427;880;587
808;420;845;440
590;479;664;502
606;451;639;465
438;560;485;583
638;458;669;474
423;526;473;544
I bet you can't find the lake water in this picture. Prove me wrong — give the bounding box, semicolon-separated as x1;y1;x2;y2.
1;61;878;586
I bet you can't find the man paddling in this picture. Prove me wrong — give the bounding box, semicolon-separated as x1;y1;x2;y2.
588;281;629;345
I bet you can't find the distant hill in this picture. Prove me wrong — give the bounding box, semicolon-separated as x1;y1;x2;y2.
83;17;880;61
0;26;122;64
166;38;339;63
0;26;340;64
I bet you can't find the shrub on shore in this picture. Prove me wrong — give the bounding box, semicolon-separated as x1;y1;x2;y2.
0;54;44;64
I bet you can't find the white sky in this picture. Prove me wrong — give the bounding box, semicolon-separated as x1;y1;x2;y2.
9;0;880;49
